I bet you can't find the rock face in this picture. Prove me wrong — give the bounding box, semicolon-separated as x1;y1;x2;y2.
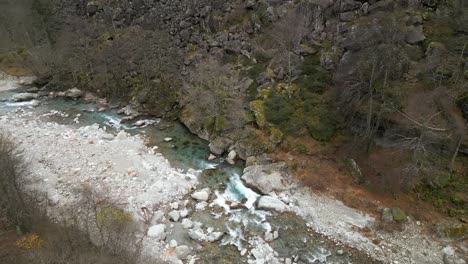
257;195;289;212
11;93;39;102
241;163;289;195
147;224;166;241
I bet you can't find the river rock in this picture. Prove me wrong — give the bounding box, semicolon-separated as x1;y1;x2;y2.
208;154;217;160
257;196;289;212
188;227;223;242
65;88;83;99
11;93;39;102
147;224;166;241
169;239;178;248
30;100;41;107
181;218;193;229
241;163;289;195
169;210;180;222
174;245;191;259
226;150;237;164
191;188;210;201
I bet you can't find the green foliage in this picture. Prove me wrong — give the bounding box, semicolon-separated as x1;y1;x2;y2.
97;207;132;227
264;86;337;141
414;169;467;217
296;55;332;94
249;100;266;128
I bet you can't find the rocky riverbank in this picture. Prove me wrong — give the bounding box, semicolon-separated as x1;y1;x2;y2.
0;74;466;264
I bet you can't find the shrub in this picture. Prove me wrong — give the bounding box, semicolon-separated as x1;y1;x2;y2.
16;234;45;250
264;86;337;141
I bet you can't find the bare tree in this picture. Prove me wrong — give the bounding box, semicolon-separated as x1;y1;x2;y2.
269;10;307;98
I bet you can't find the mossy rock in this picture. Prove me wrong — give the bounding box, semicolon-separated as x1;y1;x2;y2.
267;68;276;79
214;115;226;132
269;127;283;144
435;221;468;239
391;207;407;222
249;100;267;128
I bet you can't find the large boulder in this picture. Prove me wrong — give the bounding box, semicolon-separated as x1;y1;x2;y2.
208;136;233;155
241;162;289;195
11;93;39;102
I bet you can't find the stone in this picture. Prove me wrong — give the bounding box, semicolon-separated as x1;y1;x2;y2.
164;137;173;142
340;0;362;12
180;208;189;218
339;12;355;22
406;25;426;44
225;40;242;54
359;2;370;15
257;196;289;212
30;100;41;107
188;227;223;242
170;202;179;210
337;249;345;256
442;246;466;264
320;52;339;71
174;245;191;259
86;2;99;15
168;210;180;222
241;163;289;195
65;88;83;99
265;232;274;242
191;188;210;201
11;93;39;102
226;150;237;164
169;239;178;248
208;154;217;160
181;218;193;229
147;224;166;241
209;136;233;155
391;207;407;222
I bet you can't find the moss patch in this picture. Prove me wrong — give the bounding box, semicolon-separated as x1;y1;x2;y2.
249;100;267;128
